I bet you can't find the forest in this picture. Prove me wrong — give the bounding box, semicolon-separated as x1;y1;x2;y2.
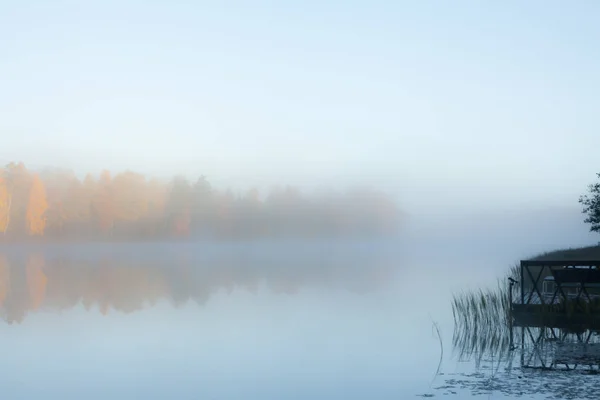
0;162;400;241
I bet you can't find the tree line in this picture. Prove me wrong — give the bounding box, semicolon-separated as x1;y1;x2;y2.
0;162;400;240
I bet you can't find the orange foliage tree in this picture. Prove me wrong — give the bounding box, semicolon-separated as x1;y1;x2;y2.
111;171;148;235
91;170;115;235
0;161;400;241
26;174;48;236
0;176;9;235
165;176;192;236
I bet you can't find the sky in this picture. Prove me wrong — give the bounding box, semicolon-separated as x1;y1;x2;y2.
1;0;600;211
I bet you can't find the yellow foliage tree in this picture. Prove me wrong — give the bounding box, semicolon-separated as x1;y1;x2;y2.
112;171;148;221
0;177;9;234
91;170;115;234
26;174;48;236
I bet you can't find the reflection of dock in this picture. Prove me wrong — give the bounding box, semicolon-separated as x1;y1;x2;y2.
555;342;600;365
515;326;600;371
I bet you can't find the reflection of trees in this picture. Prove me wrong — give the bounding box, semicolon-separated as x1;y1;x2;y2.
26;254;47;310
0;251;395;324
0;254;9;306
0;254;48;323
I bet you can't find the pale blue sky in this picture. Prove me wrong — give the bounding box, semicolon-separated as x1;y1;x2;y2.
1;0;599;210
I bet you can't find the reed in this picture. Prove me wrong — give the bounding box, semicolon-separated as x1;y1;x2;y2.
451;264;519;367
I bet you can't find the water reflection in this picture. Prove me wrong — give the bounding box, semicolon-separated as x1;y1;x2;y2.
445;274;600;399
451;278;516;368
0;250;395;324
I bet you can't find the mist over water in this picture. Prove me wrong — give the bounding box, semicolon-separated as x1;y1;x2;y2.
0;205;595;399
0;240;407;400
3;1;600;397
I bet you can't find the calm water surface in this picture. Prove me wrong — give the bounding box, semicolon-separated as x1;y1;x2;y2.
0;238;597;399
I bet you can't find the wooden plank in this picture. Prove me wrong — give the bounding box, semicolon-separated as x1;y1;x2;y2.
512;304;600;330
552;268;600;283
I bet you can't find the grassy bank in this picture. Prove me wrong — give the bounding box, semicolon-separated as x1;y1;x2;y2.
529;245;600;261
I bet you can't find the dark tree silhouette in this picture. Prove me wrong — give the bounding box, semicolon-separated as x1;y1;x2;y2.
579;173;600;232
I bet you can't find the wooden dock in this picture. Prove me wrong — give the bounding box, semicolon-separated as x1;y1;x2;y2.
511;259;600;338
512;303;600;331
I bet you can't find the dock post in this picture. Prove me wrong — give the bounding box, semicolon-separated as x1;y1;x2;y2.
520;261;524;305
509;278;514;349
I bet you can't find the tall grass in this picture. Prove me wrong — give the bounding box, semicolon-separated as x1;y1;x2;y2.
451;264;519;367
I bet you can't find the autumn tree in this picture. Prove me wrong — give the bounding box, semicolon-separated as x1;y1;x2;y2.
111;171;148;236
75;174;97;234
165;176;192;236
26;174;49;236
143;178;168;237
38;168;78;236
214;189;235;237
91;170;115;235
0;175;9;236
61;175;94;235
0;162;401;241
2;163;32;237
233;188;263;237
191;176;215;236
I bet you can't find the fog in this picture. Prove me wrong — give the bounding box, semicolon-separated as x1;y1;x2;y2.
3;0;600;398
0;154;598;399
0;205;596;398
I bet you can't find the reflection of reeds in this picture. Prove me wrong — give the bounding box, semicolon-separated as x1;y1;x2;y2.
452;265;519;367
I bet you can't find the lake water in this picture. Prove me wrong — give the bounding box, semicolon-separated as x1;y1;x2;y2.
0;219;599;399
